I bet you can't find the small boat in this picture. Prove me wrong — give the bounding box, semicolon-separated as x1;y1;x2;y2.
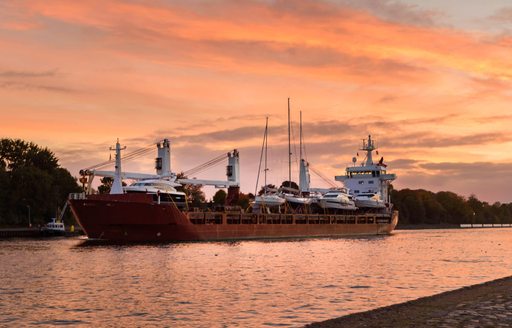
40;218;66;236
354;193;387;209
253;117;286;208
319;189;357;210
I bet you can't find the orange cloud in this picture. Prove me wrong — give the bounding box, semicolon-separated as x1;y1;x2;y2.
1;0;512;202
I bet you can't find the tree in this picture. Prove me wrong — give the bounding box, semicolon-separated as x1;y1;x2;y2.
258;184;276;196
237;192;253;210
176;172;205;207
97;177;126;194
98;177;113;194
0;139;58;171
213;189;227;205
280;180;299;191
436;191;472;224
0;139;80;226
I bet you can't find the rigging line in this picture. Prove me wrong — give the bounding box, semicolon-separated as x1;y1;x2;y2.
183;154;226;175
84;141;160;171
182;153;227;176
301;120;308;162
309;165;337;188
120;139;164;158
255;118;268;196
184;158;226;177
290;118;299;171
121;143;157;159
121;148;154;161
120;151;151;162
84;159;113;171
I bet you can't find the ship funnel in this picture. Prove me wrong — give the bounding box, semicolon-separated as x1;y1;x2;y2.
227;149;240;186
156;139;171;176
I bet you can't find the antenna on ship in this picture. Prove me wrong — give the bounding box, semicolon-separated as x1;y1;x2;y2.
361;134;376;166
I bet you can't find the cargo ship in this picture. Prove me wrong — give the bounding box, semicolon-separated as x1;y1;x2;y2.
69;132;398;242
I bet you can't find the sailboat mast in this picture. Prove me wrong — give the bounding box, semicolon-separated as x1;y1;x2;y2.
288;98;291;188
255;117;269;196
299;110;302;164
264;117;268;194
299;110;302;196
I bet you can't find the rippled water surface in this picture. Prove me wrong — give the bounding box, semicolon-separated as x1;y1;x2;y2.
1;228;512;327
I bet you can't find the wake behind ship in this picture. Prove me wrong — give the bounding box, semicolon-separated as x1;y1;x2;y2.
69;135;398;242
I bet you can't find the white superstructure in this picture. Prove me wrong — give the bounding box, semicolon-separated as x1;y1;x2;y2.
335;135;396;207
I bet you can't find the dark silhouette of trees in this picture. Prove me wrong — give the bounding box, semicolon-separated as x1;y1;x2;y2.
0;139;80;226
98;177;113;194
279;180;299;191
213;189;227;205
391;188;511;225
237;192;253;210
176;172;205;208
258;184;276;196
97;177;126;194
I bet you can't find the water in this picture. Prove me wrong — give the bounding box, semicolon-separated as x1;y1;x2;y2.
1;228;511;327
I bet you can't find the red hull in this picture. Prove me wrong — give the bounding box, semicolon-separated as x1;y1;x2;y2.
69;194;398;242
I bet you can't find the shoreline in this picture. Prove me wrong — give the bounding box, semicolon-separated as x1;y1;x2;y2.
306;276;512;327
395;223;459;230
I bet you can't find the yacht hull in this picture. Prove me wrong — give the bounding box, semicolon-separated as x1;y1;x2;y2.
354;199;387;209
319;200;357;211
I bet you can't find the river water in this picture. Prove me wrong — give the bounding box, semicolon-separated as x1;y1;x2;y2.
1;228;511;327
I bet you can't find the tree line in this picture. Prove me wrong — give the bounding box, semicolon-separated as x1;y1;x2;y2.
0;139;80;226
391;188;512;225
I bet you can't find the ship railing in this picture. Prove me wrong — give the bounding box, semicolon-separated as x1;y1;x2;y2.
187;212;259;225
294;214;308;224
68;193;86;200
186;211;390;225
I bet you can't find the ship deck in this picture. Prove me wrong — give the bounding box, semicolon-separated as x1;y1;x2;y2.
186;212;393;225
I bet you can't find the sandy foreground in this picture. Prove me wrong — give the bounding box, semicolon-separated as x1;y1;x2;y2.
306;276;512;328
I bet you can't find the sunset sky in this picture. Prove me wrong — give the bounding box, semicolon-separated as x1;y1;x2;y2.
1;0;512;202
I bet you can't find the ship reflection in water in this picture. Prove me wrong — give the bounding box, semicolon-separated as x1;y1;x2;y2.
1;229;512;327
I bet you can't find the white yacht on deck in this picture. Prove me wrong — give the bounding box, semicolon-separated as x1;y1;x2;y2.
319;188;357;210
354;192;386;209
124;179;187;207
255;193;286;207
335;135;396;209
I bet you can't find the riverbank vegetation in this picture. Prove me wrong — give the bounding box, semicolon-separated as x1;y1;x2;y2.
392;188;512;225
0;139;80;226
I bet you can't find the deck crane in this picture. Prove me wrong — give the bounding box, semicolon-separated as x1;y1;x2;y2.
79;139;240;195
